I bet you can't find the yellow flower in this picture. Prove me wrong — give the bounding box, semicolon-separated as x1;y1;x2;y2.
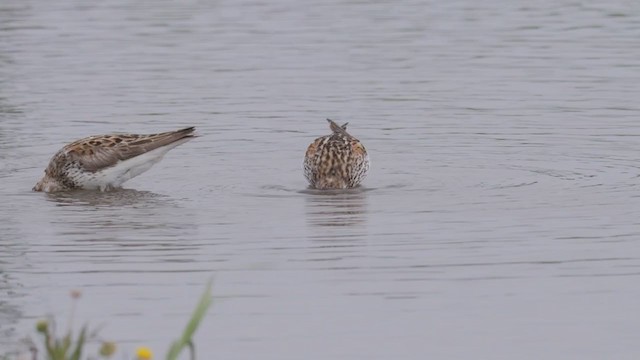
136;346;153;360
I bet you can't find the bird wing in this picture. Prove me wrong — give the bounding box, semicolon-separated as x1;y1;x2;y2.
65;127;196;172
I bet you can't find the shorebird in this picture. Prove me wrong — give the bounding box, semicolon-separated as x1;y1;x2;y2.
304;119;369;190
33;127;196;192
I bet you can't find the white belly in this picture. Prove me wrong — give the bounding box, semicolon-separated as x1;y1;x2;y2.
73;138;190;191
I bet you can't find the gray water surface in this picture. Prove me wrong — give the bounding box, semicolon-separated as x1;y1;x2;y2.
1;1;640;359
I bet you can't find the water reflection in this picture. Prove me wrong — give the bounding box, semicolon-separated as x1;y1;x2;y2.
44;188;172;208
41;189;199;253
304;187;369;227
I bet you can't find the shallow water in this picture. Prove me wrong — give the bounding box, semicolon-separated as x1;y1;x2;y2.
1;1;640;359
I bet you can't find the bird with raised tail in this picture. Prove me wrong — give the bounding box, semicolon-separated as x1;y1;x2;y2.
33;127;197;192
304;119;370;190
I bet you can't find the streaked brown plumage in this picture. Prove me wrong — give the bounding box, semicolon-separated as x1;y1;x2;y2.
33;127;196;192
304;119;370;189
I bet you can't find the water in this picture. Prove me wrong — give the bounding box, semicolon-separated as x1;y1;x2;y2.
1;1;640;359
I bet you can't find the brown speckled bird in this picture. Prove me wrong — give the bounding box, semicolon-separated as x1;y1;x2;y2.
304;119;370;190
33;127;196;192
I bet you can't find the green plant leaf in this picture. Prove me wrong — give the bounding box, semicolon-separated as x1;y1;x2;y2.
166;279;213;360
42;328;56;359
70;325;88;360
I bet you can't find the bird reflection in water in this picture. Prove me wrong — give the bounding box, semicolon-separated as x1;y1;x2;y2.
44;188;170;208
304;186;370;227
42;188;197;246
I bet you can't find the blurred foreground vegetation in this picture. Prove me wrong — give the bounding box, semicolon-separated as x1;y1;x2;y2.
2;280;213;360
